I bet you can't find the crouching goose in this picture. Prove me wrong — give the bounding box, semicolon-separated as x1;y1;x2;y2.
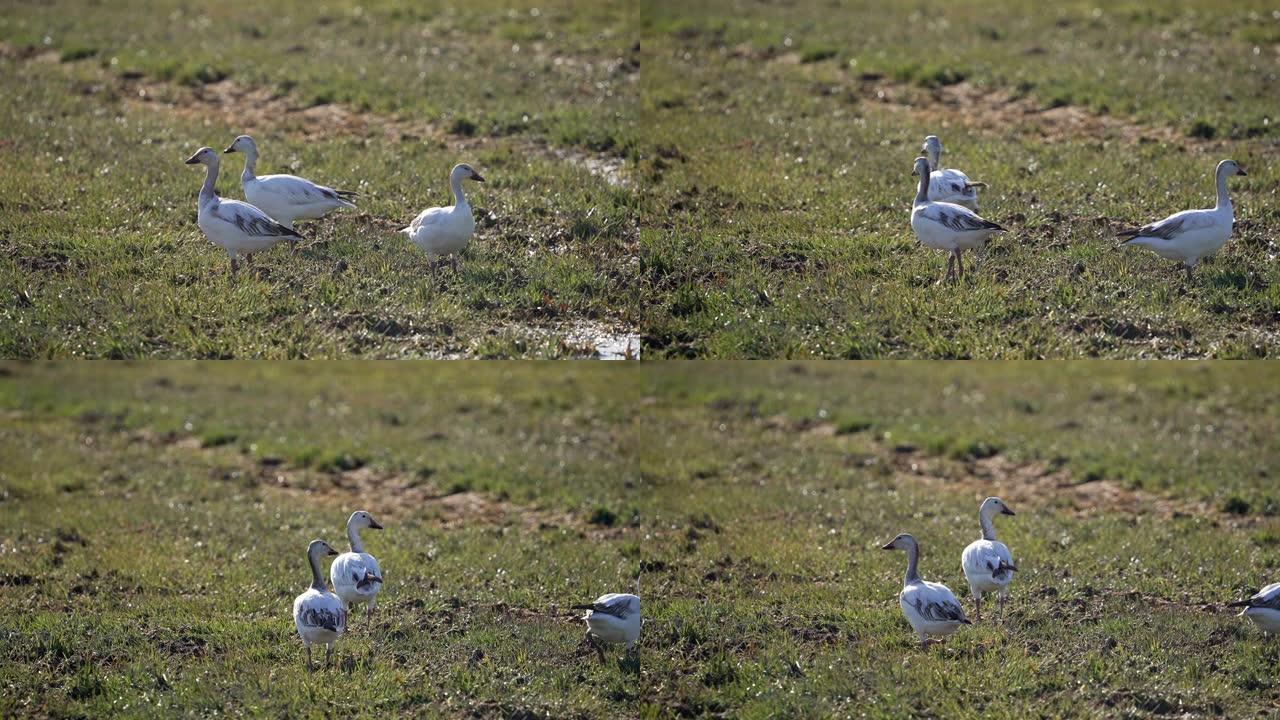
400;163;485;274
1229;583;1280;635
185;147;301;274
293;539;347;671
224;135;356;252
571;593;641;661
330;510;384;622
1118;159;1246;281
910;157;1006;283
961;497;1018;621
883;533;971;648
922;135;987;210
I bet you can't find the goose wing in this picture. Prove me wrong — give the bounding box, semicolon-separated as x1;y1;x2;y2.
921;202;1004;232
259;173;356;205
211;200;302;238
403;206;449;234
1118;209;1215;241
573;593;636;619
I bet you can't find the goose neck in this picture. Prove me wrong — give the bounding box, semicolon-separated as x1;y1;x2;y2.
240;148;258;181
307;547;326;590
914;169;930;207
979;508;998;542
199;159;220;208
1214;167;1231;212
903;542;921;584
450;174;469;209
347;524;365;554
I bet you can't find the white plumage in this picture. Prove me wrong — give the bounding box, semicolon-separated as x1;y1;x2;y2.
223;135;356;251
1230;582;1280;635
1118;159;1246;280
910;156;1006;283
961;497;1018;621
922;135;986;210
400;163;486;273
185;147;301;273
573;593;641;661
292;539;347;671
330;510;384;621
883;533;971;648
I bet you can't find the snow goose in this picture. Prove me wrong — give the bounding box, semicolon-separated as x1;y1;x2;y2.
399;163;485;273
223;135;356;252
922;135;987;210
882;533;971;648
184;147;301;274
960;497;1018;621
1118;159;1246;280
571;593;641;661
1229;582;1280;635
910;156;1006;283
330;510;384;622
292;539;347;671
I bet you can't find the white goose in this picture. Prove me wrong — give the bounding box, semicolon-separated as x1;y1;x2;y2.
400;163;485;273
1118;159;1247;280
910;156;1006;283
922;135;987;210
292;539;347;671
571;593;641;661
1229;583;1280;635
882;533;971;648
186;147;301;273
961;497;1018;621
224;135;356;252
330;510;384;621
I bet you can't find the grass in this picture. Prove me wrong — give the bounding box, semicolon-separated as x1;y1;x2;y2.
638;0;1280;357
0;0;638;358
2;362;1280;717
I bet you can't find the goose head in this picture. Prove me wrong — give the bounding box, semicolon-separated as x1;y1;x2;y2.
451;163;486;184
308;539;339;559
881;533;918;552
981;497;1016;517
910;156;931;178
348;510;384;531
1217;159;1247;178
184;147;219;167
921;135;943;168
223;134;259;156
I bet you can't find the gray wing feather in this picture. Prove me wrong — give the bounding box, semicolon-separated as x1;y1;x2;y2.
914;596;968;623
213;204;301;238
932;206;1003;232
302;607;345;632
593;596;633;619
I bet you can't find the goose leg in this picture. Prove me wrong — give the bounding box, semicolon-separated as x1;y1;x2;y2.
451;254;459;273
941;253;956;284
918;632;930;650
1184;264;1194;282
230;255;240;276
585;630;606;663
956;250;966;280
972;594;982;623
305;643;313;673
998;591;1008;618
325;643;333;670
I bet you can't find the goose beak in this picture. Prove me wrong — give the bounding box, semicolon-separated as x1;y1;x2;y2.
223;146;237;154
1002;507;1016;516
184;153;201;165
1236;168;1247;176
910;168;919;177
880;541;895;550
369;520;383;530
471;173;486;183
327;548;339;556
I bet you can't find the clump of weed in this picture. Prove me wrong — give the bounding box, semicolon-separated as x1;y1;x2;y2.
1188;120;1216;139
835;417;873;435
200;430;237;448
800;46;838;64
449;117;478;137
589;507;618;527
1221;495;1251;515
314;451;368;473
59;45;98;62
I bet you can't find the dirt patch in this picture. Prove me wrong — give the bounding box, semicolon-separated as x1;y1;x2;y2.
135;428;600;533
762;414;1218;520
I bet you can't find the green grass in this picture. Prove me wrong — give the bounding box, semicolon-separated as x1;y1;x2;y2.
0;0;638;358
2;362;1279;717
638;0;1280;357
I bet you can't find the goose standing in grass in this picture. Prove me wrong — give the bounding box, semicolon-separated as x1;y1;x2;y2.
223;135;356;253
1117;159;1247;281
961;497;1018;621
922;135;987;210
1229;583;1280;635
910;157;1006;283
330;510;384;622
185;147;301;274
400;163;485;274
293;539;346;672
882;533;971;648
571;593;641;661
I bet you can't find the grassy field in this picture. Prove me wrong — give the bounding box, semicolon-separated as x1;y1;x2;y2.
0;0;638;358
639;0;1280;358
2;362;1279;717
